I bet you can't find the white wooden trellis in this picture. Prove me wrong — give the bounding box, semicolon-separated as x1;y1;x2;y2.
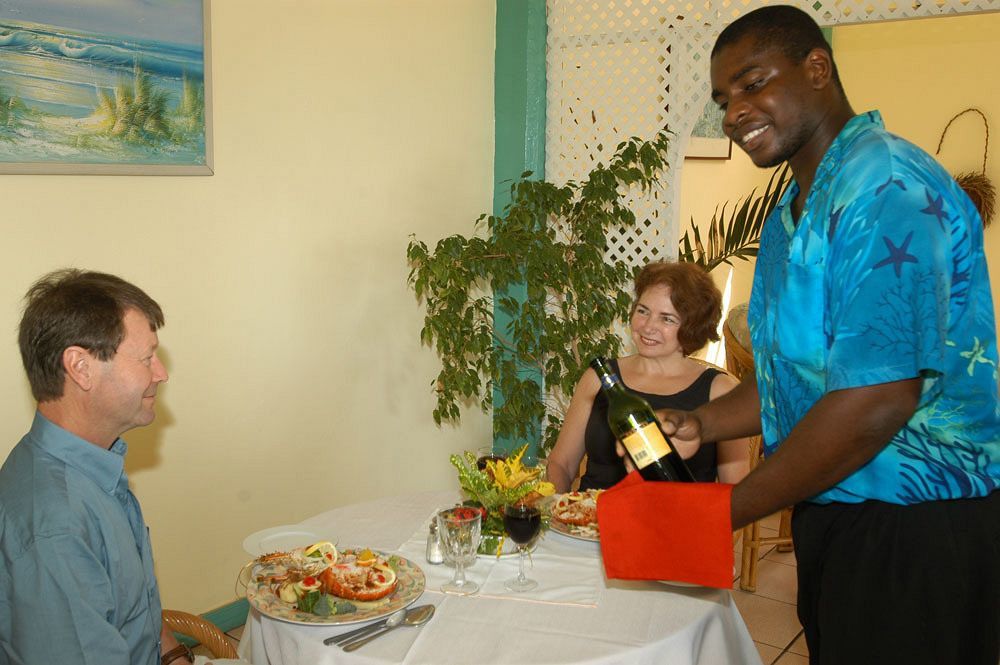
545;0;1000;269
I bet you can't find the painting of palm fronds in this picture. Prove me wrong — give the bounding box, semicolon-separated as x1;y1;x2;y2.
0;0;211;174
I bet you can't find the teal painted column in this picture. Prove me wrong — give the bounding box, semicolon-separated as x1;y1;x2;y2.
492;0;546;457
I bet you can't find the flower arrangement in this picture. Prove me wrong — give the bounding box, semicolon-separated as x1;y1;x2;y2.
450;444;555;555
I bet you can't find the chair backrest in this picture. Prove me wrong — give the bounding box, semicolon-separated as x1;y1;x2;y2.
722;318;754;382
163;610;239;659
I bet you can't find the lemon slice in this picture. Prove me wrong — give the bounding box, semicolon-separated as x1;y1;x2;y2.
356;548;377;567
304;541;338;564
372;563;396;587
296;576;322;594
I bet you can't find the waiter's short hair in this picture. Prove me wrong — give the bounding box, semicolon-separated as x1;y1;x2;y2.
712;5;843;92
19;269;164;402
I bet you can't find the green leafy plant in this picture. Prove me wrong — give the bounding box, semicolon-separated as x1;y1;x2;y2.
678;164;790;270
407;132;671;455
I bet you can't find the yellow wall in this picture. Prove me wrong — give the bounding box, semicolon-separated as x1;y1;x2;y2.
679;12;1000;323
0;0;495;612
678;149;775;310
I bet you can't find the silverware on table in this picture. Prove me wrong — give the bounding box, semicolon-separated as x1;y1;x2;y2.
323;609;403;646
341;604;436;652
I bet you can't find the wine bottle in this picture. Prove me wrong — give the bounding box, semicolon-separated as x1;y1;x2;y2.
590;356;695;482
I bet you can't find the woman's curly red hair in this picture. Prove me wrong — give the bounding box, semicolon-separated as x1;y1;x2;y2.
632;261;722;356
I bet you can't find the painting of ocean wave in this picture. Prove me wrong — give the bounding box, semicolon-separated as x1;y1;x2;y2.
0;0;210;174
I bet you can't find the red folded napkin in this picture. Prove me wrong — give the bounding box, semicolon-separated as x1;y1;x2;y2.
597;472;734;588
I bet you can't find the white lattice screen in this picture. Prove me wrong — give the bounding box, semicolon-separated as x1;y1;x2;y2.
545;0;1000;269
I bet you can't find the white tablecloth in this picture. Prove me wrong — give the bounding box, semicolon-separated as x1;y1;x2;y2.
238;490;762;665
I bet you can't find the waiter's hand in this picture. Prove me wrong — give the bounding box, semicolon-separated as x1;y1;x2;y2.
614;439;636;472
656;408;704;459
615;408;704;469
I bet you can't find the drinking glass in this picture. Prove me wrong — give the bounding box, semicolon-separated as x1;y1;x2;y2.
437;507;482;595
503;504;542;592
475;446;507;471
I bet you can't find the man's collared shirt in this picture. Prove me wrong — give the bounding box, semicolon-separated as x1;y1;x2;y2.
749;110;1000;504
0;412;162;665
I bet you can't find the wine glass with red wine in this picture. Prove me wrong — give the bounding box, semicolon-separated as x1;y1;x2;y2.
476;446;507;471
503;504;541;592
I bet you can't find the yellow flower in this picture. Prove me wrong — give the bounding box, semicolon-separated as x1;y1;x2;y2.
534;481;556;497
486;445;545;490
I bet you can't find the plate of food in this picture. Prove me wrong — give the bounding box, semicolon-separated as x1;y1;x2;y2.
547;489;603;542
244;542;425;626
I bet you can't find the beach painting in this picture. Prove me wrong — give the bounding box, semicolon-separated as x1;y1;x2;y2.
0;0;211;174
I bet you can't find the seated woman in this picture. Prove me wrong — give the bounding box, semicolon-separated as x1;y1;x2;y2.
546;260;750;492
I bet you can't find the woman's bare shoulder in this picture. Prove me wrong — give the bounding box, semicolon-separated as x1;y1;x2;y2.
708;368;740;398
575;366;601;395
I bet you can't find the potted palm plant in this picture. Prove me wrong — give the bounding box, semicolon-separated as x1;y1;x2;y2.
677;164;789;270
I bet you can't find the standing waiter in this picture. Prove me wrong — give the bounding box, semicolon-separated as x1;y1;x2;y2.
651;6;999;663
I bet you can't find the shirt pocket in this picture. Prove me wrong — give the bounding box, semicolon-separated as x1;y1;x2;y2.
773;261;827;371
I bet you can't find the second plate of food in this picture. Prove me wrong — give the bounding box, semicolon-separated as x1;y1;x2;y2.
547;489;603;542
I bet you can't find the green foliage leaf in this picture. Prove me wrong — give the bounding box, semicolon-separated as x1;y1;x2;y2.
297;590;320;614
677;164;790;271
406;130;672;454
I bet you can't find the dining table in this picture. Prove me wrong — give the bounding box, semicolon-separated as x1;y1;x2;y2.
237;489;763;665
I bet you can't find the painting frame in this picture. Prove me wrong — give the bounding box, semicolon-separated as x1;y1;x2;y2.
686;135;733;160
0;0;213;175
685;98;732;161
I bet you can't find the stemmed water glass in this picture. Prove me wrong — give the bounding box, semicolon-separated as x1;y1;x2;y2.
503;504;542;592
437;506;482;595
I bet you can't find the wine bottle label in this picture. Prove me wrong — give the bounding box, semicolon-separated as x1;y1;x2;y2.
621;423;672;469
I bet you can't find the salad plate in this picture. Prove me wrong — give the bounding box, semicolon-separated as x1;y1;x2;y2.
245;550;425;626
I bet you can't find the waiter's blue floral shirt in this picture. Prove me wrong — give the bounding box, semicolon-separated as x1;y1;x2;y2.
749;111;1000;504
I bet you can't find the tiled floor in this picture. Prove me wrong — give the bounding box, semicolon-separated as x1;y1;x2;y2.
733;512;808;664
207;513;805;664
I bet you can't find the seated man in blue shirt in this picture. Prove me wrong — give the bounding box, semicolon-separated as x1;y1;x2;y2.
0;270;193;665
651;5;999;664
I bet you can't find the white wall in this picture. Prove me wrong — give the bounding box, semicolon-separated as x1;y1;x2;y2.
0;0;496;612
